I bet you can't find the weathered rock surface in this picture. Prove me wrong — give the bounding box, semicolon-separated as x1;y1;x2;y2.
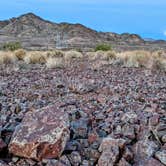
9;104;70;161
155;150;166;165
0;59;165;165
98;137;128;166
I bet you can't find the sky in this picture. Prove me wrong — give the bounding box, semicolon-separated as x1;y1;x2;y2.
0;0;166;40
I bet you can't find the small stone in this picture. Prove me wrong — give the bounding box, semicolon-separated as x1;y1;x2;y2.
44;159;58;166
149;114;159;126
134;139;159;159
121;112;138;124
123;147;133;162
12;157;19;163
68;151;82;166
122;124;135;140
0;138;7;152
118;158;131;166
0;160;8;166
162;135;166;143
59;155;71;166
99;137;126;152
155;150;166;165
114;125;122;137
89;149;100;162
82;160;89;166
88;132;99;144
156;124;166;138
65;140;80;151
145;158;165;166
98;137;126;166
71;118;88;138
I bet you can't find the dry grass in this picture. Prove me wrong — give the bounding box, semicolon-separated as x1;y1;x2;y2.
14;49;26;60
116;51;153;68
46;50;64;58
0;49;165;72
64;50;83;60
87;50;116;61
0;51;18;64
46;57;64;69
152;51;166;71
23;51;47;64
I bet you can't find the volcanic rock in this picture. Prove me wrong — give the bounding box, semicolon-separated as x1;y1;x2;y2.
98;137;126;166
9;104;70;161
155;150;166;165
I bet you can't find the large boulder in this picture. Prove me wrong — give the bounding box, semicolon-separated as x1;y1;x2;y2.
9;104;70;161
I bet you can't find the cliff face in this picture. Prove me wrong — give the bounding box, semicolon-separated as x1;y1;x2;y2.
0;13;165;51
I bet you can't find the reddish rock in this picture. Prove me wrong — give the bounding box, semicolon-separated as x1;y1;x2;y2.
149;114;160;126
0;138;7;151
9;105;70;161
144;158;165;166
122;124;135;140
133;138;159;164
98;137;126;166
123;147;133;162
99;137;126;151
118;158;131;166
88;132;99;144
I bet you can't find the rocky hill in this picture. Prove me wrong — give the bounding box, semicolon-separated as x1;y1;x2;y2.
0;13;166;51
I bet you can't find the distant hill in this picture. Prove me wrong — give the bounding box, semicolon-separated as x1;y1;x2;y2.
0;13;166;51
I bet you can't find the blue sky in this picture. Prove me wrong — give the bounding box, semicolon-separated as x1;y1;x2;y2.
0;0;166;40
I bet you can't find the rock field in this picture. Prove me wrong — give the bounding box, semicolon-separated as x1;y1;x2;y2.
0;59;165;166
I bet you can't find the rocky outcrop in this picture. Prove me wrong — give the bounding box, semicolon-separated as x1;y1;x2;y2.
9;104;70;161
1;13;165;51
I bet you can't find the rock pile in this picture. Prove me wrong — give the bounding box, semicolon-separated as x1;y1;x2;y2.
0;60;165;165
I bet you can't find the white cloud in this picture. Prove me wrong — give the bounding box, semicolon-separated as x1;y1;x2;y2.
164;31;166;36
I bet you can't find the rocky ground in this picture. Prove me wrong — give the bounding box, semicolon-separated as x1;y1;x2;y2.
0;58;166;166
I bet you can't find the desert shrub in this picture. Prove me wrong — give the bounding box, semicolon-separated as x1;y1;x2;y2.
46;57;64;69
95;43;112;51
117;51;152;68
85;52;96;60
24;51;46;64
0;51;18;64
64;50;83;60
88;50;116;61
2;42;22;51
14;49;26;60
152;57;166;71
103;51;116;61
152;51;166;71
46;50;64;58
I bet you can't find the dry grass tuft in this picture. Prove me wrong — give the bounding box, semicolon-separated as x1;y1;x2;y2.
116;50;153;68
46;57;64;69
0;51;18;64
64;50;83;60
23;51;47;64
14;49;26;60
46;50;64;58
152;51;166;71
87;50;116;61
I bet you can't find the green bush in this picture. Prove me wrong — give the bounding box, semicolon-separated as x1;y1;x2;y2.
2;42;22;51
95;43;112;51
